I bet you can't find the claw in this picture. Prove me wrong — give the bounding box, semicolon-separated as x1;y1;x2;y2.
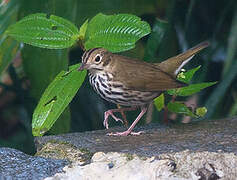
103;110;123;129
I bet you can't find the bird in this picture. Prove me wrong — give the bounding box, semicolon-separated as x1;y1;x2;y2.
78;41;209;136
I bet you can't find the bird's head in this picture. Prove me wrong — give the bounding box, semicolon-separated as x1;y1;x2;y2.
78;48;111;72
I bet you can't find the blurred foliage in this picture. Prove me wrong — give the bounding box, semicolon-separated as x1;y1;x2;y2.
0;0;237;154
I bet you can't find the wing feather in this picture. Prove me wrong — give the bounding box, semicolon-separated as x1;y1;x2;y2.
111;55;185;92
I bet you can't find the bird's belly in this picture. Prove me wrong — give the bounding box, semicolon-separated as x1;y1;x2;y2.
89;73;160;106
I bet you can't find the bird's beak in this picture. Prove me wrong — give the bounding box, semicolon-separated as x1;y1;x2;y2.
78;63;87;71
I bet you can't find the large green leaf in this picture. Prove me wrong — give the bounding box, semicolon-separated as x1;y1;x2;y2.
167;82;217;96
32;64;87;136
49;107;71;135
84;13;151;52
7;13;79;49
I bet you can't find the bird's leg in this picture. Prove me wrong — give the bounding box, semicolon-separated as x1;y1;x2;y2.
103;107;137;129
107;107;147;136
117;104;129;127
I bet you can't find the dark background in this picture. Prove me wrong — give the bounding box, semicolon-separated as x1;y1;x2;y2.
0;0;236;154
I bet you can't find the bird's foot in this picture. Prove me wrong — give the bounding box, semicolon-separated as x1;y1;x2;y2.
103;110;123;129
107;130;145;136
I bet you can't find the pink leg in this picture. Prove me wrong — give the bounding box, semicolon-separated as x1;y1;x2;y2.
103;107;137;129
107;107;147;136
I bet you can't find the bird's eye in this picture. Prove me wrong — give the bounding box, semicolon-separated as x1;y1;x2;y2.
94;55;102;63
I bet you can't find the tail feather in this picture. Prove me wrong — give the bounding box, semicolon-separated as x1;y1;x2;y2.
155;41;209;77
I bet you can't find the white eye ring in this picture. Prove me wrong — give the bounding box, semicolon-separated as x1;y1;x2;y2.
94;54;102;63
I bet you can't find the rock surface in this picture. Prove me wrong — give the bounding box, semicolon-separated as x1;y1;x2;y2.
0;147;68;179
45;150;237;180
36;116;237;156
34;116;237;179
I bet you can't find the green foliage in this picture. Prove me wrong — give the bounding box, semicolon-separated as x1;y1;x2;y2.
205;60;237;118
154;66;216;116
32;64;87;136
7;12;217;136
22;47;69;100
84;13;151;52
154;93;165;111
47;107;71;135
6;12;153;136
167;101;197;117
78;19;88;41
7;13;79;49
0;0;20;35
0;36;19;74
144;18;169;61
177;66;201;83
167;82;217;97
0;0;20;75
204;9;237;119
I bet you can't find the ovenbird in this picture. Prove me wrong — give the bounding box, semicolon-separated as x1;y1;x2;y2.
78;41;209;136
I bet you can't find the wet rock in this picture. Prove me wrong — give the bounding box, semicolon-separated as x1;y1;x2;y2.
0;147;68;179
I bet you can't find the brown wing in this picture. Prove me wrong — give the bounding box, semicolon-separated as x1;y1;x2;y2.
111;55;186;92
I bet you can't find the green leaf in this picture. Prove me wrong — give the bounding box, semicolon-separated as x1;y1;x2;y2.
32;64;87;136
84;13;151;52
78;19;88;41
144;18;169;61
167;82;217;96
154;93;165;111
7;13;79;49
49;107;71;135
167;101;197;117
195;107;207;117
177;65;201;83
